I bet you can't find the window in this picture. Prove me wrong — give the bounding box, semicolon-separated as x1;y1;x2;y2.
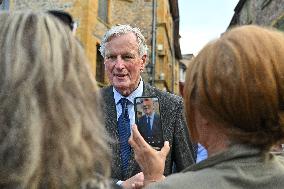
96;44;105;84
0;0;9;10
98;0;108;23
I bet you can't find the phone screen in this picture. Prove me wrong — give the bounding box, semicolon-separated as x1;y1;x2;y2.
134;96;164;150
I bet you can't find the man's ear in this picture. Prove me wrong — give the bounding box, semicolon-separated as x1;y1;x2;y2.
140;54;147;71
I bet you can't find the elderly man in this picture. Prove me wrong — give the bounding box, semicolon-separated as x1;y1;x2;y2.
99;24;195;188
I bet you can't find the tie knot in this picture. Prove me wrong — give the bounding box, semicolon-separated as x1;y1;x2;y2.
119;98;129;111
120;97;128;103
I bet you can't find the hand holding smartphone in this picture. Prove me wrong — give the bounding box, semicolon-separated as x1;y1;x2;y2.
134;97;164;150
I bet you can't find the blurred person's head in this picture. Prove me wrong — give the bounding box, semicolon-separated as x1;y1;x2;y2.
0;11;110;188
184;25;284;152
142;98;154;116
99;25;148;96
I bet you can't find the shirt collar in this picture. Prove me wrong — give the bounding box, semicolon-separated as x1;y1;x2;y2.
113;79;144;105
147;113;155;118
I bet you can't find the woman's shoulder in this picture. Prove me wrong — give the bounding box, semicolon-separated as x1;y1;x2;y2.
145;172;201;189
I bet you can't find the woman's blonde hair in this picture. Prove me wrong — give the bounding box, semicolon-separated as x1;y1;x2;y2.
184;25;284;149
0;11;110;188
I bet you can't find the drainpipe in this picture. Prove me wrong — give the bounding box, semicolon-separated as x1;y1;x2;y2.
151;0;157;86
171;33;175;93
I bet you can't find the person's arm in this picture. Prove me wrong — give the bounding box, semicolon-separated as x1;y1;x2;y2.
129;125;169;187
115;172;144;189
172;99;195;171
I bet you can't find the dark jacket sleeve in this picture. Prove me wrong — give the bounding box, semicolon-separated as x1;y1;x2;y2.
172;99;196;171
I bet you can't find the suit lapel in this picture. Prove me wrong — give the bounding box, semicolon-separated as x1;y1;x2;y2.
103;86;117;136
142;83;154;96
102;87;124;179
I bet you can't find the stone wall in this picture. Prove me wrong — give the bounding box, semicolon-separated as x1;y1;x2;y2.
111;0;179;93
11;0;75;10
10;0;107;84
231;0;284;30
7;0;182;93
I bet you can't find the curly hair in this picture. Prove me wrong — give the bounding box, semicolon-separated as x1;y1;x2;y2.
0;11;110;188
184;25;284;150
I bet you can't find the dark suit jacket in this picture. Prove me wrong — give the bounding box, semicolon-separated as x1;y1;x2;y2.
101;83;195;182
137;113;163;149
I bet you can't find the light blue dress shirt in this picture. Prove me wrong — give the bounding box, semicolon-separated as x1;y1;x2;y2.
197;143;208;163
147;113;155;130
113;79;144;127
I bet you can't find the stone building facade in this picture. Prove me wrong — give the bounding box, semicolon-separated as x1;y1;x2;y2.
111;0;182;93
229;0;284;31
1;0;109;86
1;0;182;94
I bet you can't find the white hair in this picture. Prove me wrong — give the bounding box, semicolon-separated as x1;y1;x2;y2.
99;24;148;58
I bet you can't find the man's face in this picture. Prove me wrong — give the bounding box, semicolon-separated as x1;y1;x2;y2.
104;32;146;96
143;99;154;116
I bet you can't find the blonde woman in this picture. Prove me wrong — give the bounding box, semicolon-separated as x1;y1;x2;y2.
0;11;115;189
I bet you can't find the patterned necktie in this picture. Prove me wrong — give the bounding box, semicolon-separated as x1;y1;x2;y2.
117;98;131;175
147;116;152;137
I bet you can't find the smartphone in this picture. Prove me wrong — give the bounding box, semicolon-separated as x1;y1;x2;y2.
134;96;164;150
